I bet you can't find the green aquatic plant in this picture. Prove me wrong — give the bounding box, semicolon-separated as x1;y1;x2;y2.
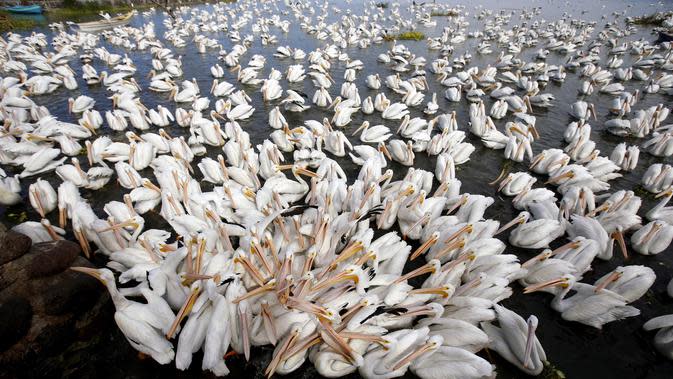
629;11;673;26
500;160;514;172
632;185;653;199
48;2;139;19
430;10;459;17
541;361;566;379
0;11;38;32
6;210;28;224
50;0;233;20
383;31;425;41
643;289;657;305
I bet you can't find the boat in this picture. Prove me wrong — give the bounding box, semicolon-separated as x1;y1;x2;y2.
74;11;134;33
3;4;42;14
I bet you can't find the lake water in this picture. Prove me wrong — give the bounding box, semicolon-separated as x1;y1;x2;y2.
3;0;673;377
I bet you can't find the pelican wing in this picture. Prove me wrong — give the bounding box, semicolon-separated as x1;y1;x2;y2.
115;310;175;364
410;346;493;379
139;287;176;333
644;315;673;331
562;291;640;328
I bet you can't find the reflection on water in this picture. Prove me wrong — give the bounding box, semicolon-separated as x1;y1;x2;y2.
3;0;673;377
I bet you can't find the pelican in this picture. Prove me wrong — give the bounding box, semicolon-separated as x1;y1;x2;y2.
366;74;381;89
68;95;95;113
353;121;392;144
3;3;669;377
0;174;21;205
71;267;175;364
569;101;596;120
28;178;57;217
424;93;438;115
497;211;564;249
593;266;655;303
524;275;640;329
644;315;673;360
631;221;673;255
647;188;673;224
482;305;545;375
387;140;415;166
19;148;67;178
381;103;409;120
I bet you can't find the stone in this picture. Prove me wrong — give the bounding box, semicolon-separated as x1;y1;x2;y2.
0;230;32;265
26;240;81;278
40;269;104;316
0;229;108;376
0;297;32;351
30;317;76;358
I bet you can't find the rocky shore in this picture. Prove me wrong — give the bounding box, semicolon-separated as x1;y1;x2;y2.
0;224;111;377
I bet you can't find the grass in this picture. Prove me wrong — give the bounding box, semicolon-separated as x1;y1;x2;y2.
48;0;228;19
0;10;38;32
1;1;235;30
375;2;388;8
383;31;425;41
47;2;143;18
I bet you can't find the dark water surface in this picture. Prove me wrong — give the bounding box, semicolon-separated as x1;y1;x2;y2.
3;0;673;378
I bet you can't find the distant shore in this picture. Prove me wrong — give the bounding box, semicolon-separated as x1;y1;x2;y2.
0;1;225;32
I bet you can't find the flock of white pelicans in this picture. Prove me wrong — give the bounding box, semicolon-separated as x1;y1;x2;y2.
1;0;673;377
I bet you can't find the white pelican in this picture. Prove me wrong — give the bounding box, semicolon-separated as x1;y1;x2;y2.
644;315;673;360
497;211;564;249
68;95;95;113
71;267;175;364
481;305;545;375
28;178;57;217
631;221;673;255
381;102;409;120
387;140;415;166
525;275;640;329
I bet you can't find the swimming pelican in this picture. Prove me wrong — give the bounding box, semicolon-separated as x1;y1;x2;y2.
524;275;640;329
481;305;545;375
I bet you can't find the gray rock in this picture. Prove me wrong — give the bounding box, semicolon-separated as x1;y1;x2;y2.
0;230;32;266
40;268;103;316
0;297;32;351
0;229;108;373
26;240;81;278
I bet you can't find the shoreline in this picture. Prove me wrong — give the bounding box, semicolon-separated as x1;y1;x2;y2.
0;0;229;32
